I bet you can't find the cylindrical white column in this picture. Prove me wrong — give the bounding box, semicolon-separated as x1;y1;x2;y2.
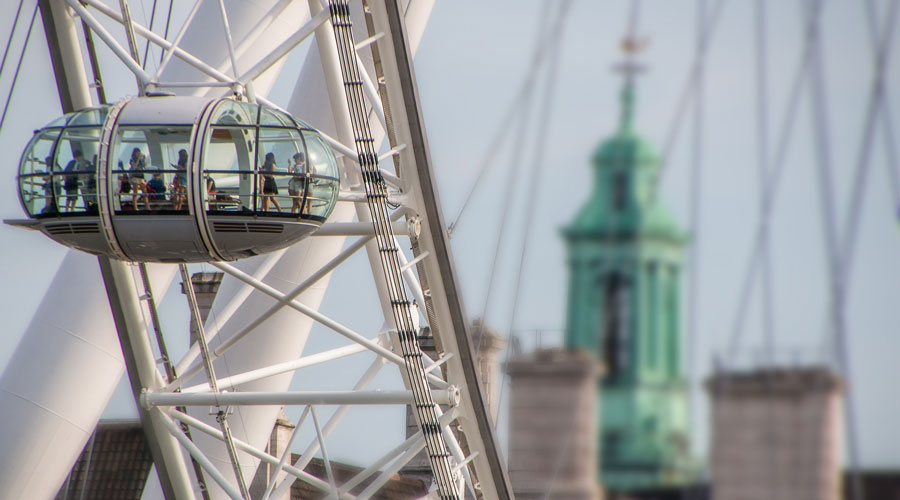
0;251;177;500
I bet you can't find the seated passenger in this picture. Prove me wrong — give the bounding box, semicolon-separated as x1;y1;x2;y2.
259;152;282;212
41;173;59;215
114;161;132;209
147;173;166;206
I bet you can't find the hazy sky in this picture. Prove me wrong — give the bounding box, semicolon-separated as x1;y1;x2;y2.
0;0;898;472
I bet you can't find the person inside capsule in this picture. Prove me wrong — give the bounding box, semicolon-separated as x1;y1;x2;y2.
80;154;98;213
259;152;282;212
62;150;85;212
41;155;59;215
128;147;149;210
172;148;188;211
288;152;309;214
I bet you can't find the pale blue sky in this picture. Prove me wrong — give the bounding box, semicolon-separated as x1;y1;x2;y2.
0;0;898;470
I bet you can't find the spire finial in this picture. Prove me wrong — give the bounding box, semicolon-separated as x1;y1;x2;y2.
613;5;648;132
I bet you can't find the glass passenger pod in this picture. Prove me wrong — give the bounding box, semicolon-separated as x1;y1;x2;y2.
17;107;110;256
17;96;340;263
197;99;340;261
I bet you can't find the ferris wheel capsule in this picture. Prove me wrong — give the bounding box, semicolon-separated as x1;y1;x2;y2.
14;95;340;262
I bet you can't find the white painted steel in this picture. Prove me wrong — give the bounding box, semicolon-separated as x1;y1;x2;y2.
0;1;177;494
102;260;194;497
66;0;152;85
1;1;467;498
177;3;435;494
165;408;335;496
0;0;317;497
267;357;387;500
142;388;459;407
312;221;409;236
337;432;425;495
179;340;375;394
0;251;177;499
159;413;246;500
259;406;309;500
367;1;513;495
236;8;330;85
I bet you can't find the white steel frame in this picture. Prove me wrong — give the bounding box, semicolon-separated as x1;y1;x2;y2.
46;0;513;498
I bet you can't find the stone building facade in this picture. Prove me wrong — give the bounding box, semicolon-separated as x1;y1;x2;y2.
707;367;844;500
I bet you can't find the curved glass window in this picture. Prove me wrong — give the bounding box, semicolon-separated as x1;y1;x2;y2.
18;107;108;217
56;127;101;214
260;107;295;127
214;99;258;126
206;125;255;213
67;108;106;127
18;130;61;216
110;126;193;213
256;127;303;213
302;131;339;219
199;100;339;220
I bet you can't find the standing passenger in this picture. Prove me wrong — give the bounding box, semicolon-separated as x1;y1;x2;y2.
288;152;309;214
129;147;149;210
259;152;282;212
172;148;188;211
62;150;85;212
80;155;98;212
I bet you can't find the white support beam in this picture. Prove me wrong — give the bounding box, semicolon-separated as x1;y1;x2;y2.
180;339;374;393
424;353;454;374
268;357;385;500
158;412;244;500
354;50;387;127
337;432;424;495
65;0;152;85
237;8;330;84
434;406;473;492
317;129;360;160
314;221;408;236
300;129;405;192
164;408;338;497
310;407;339;497
395;240;426;307
154;81;237;89
452;452;479;475
378;144;407;163
354;32;384;51
152;0;206;82
171;249;286;381
355;439;428;500
96;260;194;499
337;191;407;206
260;406;311;500
143;388;459;407
216;0;241;79
169;236;372;391
81;0;234;86
399;250;428;273
207;260;449;389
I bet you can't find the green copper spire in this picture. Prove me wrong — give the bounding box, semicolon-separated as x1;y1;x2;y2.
561;41;696;492
619;77;636;133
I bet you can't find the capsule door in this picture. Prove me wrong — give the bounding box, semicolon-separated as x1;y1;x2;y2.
107;122;211;262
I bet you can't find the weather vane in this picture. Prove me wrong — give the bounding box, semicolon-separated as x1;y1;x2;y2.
614;1;649;79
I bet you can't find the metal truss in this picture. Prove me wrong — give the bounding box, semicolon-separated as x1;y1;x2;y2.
43;0;513;498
